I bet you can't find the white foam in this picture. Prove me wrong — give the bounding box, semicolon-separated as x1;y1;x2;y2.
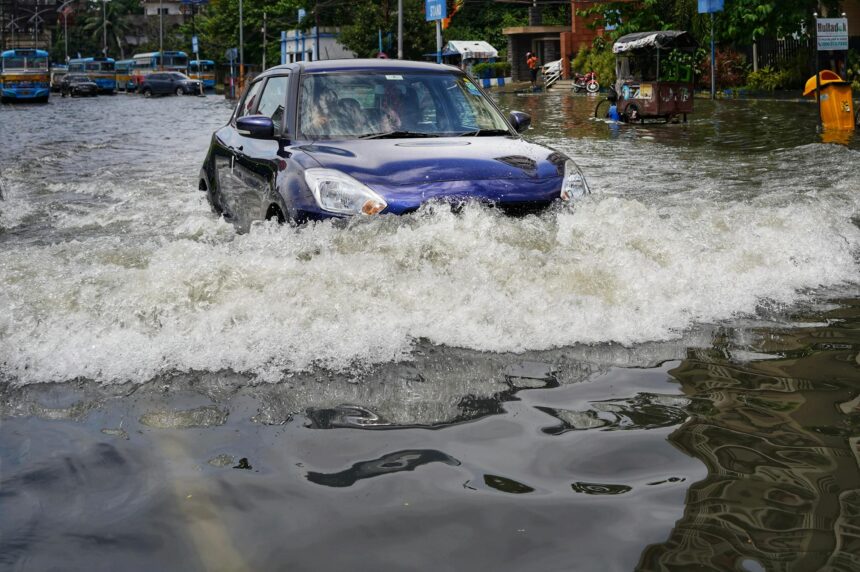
1;189;858;385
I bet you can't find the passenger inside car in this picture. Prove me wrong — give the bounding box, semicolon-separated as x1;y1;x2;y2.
303;86;342;137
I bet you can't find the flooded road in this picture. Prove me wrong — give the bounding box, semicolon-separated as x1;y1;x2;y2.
1;92;859;571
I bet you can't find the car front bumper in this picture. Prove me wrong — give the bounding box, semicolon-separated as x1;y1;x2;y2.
291;177;564;220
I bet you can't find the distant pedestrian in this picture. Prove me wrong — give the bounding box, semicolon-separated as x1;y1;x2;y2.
526;52;539;88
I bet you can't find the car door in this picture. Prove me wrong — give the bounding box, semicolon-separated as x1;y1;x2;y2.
149;73;165;94
166;73;180;94
211;78;266;225
230;74;291;228
234;74;290;228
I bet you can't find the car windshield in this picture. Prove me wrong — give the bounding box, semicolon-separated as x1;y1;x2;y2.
170;72;190;80
70;76;92;83
298;71;512;140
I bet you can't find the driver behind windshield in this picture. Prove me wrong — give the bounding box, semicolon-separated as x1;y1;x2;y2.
380;83;420;132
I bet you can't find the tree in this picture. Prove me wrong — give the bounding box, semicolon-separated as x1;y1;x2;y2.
58;0;142;58
578;0;844;46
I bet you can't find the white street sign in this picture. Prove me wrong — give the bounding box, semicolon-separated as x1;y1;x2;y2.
817;18;849;51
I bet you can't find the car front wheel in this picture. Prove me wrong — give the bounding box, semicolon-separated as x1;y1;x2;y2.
142;88;152;98
175;86;184;96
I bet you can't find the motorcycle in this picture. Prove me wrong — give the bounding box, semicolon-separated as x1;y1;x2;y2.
573;71;600;94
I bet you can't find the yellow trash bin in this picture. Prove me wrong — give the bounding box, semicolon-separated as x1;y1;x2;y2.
803;71;856;131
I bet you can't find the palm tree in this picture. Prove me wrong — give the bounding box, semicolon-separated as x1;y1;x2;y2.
76;0;139;59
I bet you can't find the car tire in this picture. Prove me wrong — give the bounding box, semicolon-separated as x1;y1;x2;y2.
175;86;184;96
142;88;152;98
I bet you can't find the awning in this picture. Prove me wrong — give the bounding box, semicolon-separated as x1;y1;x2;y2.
443;41;498;59
613;31;697;54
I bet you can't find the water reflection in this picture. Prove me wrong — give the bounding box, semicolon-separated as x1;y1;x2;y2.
571;482;633;496
820;128;856;146
307;450;460;488
637;315;860;571
537;393;708;435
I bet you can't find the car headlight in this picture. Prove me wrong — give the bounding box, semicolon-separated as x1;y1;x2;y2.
304;168;387;216
560;159;590;201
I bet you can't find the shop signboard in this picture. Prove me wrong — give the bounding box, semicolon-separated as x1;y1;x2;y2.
817;18;849;51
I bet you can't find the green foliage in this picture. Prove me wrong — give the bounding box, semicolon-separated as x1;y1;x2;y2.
471;61;511;79
336;0;436;59
661;48;699;83
50;0;143;61
698;48;747;88
188;0;532;67
571;44;615;86
577;0;843;48
847;50;860;92
746;66;792;91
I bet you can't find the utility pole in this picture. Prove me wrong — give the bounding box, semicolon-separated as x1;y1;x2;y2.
159;0;163;69
710;11;715;99
397;0;403;59
262;10;266;70
314;1;320;61
102;0;108;56
239;0;244;91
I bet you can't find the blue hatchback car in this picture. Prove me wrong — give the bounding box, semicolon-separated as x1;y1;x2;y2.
199;59;589;230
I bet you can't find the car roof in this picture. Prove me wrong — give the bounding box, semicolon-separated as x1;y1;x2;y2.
256;58;462;79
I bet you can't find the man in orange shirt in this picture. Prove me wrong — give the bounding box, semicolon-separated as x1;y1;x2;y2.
526;52;539;88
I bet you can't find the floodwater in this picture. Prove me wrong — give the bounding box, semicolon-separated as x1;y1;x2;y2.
1;91;859;572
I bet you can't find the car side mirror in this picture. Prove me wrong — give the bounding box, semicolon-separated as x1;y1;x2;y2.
237;115;275;139
509;111;531;133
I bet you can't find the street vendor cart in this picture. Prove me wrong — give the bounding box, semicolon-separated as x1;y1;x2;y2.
612;30;698;123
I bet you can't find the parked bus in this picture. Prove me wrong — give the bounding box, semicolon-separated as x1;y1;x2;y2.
68;57;116;93
115;59;136;91
187;59;215;89
0;49;50;103
50;64;68;92
131;51;188;86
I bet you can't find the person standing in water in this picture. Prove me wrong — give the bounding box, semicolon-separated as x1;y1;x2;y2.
526;52;539;88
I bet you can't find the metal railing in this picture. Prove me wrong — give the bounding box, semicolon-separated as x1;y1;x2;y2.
542;59;562;89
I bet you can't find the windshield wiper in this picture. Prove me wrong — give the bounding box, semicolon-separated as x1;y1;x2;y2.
359;131;439;139
459;128;512;137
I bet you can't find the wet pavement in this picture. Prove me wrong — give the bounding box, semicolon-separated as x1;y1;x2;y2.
1;91;859;571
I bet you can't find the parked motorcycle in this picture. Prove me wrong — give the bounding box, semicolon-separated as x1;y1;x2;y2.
573;71;600;94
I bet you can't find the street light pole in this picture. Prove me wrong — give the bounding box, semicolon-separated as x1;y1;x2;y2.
24;7;53;49
103;0;107;55
58;0;74;63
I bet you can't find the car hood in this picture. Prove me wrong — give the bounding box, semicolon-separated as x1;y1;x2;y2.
295;137;567;187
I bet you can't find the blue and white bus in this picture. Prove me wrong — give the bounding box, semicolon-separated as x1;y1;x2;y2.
68;57;116;93
131;51;189;86
187;59;215;89
0;49;50;103
115;59;136;91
